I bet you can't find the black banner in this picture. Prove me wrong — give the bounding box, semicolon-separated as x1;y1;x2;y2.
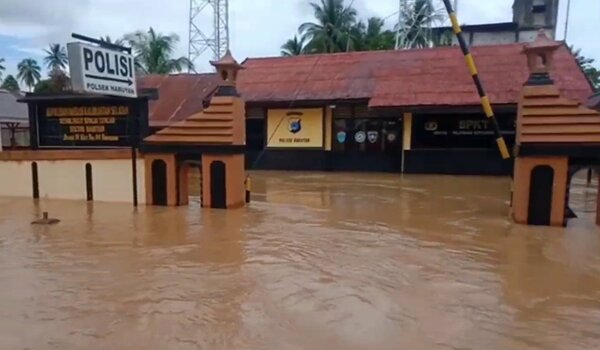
35;101;135;148
412;114;515;148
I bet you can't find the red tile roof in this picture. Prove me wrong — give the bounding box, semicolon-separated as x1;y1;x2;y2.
137;73;219;126
238;43;593;108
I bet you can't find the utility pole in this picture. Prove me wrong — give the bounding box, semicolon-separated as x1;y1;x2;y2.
564;0;572;41
188;0;230;70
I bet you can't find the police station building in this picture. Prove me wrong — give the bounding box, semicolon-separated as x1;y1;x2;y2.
138;42;592;175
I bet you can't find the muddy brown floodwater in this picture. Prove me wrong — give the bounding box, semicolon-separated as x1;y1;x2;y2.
1;171;600;350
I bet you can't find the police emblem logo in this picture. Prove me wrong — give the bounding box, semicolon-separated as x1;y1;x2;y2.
425;121;438;131
367;131;379;144
288;118;302;134
354;131;366;143
387;132;397;142
336;131;347;144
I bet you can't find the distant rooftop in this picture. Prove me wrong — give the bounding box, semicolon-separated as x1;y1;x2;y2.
0;89;28;125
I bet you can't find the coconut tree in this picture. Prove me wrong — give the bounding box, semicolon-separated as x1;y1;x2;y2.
396;0;446;49
100;35;125;47
43;43;68;71
17;58;41;91
350;17;396;51
281;35;308;56
570;46;599;91
124;27;193;74
299;0;358;53
0;74;20;92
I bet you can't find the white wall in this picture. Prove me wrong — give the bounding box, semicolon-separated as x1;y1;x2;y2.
472;31;517;45
452;28;556;46
0;159;146;204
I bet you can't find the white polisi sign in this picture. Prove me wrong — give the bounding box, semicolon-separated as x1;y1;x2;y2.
67;42;137;98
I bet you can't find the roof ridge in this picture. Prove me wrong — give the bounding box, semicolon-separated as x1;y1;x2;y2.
243;42;528;63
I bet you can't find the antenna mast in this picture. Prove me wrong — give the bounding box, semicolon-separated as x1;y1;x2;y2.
188;0;230;70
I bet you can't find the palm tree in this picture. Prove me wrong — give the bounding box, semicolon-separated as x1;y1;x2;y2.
299;0;358;54
0;75;20;92
100;35;125;47
570;46;600;91
281;35;308;56
43;43;68;71
396;0;446;49
124;27;193;74
351;17;396;51
17;58;42;91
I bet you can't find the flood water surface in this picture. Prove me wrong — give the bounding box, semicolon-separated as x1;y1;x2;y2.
1;172;600;349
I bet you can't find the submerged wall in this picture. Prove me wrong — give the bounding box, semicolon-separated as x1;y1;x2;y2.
0;150;145;203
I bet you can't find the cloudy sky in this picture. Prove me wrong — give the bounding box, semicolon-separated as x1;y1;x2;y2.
0;0;598;83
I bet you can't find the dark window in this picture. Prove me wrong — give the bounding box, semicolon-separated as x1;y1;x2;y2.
210;161;227;209
532;4;547;13
151;160;168;206
528;165;554;226
246;119;265;150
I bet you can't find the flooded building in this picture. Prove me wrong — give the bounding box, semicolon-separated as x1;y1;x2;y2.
234;42;592;174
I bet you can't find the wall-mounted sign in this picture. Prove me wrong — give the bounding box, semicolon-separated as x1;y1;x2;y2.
413;115;516;148
267;108;323;148
34;101;136;148
67;42;137;98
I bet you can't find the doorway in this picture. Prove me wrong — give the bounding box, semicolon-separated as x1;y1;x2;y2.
152;159;168;206
210;160;227;209
528;165;554;225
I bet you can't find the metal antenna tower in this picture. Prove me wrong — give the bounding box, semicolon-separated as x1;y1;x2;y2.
188;0;230;70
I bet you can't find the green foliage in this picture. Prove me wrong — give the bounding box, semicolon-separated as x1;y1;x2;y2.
17;58;42;91
100;35;125;47
34;69;71;93
0;74;20;92
281;36;308;56
299;0;358;54
43;43;68;71
349;17;396;51
570;46;600;91
124;27;194;74
283;0;447;56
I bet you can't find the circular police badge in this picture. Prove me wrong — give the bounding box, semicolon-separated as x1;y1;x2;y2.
354;131;366;143
387;132;397;142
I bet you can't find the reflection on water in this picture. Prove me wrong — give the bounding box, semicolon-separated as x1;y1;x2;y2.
1;171;600;350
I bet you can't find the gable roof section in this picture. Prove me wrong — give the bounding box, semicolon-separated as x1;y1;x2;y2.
137;73;219;127
0;90;28;124
238;43;592;108
518;85;600;143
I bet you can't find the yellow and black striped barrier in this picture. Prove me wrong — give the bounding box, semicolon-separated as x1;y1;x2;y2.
442;0;511;160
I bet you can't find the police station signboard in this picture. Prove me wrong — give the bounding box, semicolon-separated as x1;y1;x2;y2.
33;100;135;148
67;42;137;98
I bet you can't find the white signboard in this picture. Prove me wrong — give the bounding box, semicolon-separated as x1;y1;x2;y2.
67;42;137;98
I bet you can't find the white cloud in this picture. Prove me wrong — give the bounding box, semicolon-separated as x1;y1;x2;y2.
0;0;598;77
